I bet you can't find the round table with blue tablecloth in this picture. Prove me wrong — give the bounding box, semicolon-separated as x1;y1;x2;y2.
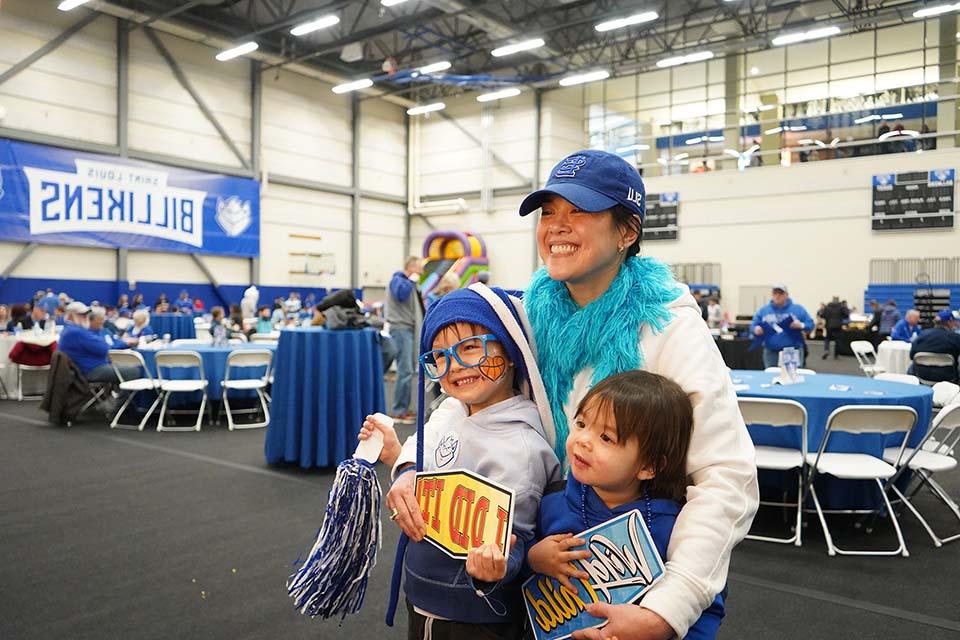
149;314;197;341
731;369;933;508
264;327;385;468
138;342;275;399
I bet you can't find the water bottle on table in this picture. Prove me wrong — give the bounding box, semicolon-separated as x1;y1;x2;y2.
779;347;800;384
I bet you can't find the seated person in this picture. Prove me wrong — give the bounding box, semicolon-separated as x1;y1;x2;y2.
254;306;274;334
125;309;155;344
20;304;51;333
59;303;139;383
174;290;194;315
209;306;235;342
310;308;326;327
910;309;960;383
891;309;921;342
6;303;29;332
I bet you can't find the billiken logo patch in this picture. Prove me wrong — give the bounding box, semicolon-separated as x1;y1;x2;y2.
554;155;587;178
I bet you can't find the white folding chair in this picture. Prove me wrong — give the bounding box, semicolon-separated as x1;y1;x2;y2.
740;398;808;546
221;349;272;430
108;350;161;431
171;339;206;347
229;333;248;343
850;341;885;378
154;350;211;432
17;363;51;401
884;404;960;546
805;405;917;557
250;333;278;344
932;381;960;409
874;373;920;385
913;352;957;386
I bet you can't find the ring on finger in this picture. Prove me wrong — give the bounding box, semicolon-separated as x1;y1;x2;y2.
389;507;400;520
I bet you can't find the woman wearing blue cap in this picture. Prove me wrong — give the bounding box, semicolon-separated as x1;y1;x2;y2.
515;150;758;640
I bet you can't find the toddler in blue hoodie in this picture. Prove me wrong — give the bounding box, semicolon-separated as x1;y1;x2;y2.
360;283;560;639
528;370;724;640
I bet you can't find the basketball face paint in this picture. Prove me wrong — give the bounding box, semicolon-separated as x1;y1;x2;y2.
428;322;517;415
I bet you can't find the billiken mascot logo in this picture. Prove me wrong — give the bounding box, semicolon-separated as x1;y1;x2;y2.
216;196;252;237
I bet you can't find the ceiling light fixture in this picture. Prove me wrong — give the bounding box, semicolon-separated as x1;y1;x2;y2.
765;126;783;135
878;129;919;141
559;70;610;86
290;15;340;36
913;3;960;18
854;114;881;124
476;87;522;102
491;38;545;57
332;78;374;94
615;144;650;153
57;0;91;9
418;61;452;74
215;42;259;61
656;51;714;68
380;0;410;6
594;11;658;32
881;112;904;120
407;102;445;116
772;25;841;46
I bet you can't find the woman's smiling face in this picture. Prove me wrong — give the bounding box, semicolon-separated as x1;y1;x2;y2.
536;195;632;303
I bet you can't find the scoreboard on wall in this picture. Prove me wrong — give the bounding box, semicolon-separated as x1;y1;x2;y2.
644;192;678;240
871;169;954;231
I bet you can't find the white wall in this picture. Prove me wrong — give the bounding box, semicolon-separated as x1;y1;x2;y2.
410;87;587;289
0;0;408;293
643;150;960;316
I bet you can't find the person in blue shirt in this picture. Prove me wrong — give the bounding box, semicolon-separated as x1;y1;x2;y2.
909;309;960;383
890;309;921;342
878;299;901;336
38;290;60;316
254;305;274;334
126;309;155;342
59;303;139;384
750;285;815;368
174;290;194;315
528;370;724;640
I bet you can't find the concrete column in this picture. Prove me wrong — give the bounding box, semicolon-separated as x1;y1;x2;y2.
722;53;741;170
938;15;958;149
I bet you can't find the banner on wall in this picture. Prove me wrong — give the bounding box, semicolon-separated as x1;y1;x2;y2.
0;138;260;257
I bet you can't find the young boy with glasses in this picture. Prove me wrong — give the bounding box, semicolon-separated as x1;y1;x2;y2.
359;284;560;639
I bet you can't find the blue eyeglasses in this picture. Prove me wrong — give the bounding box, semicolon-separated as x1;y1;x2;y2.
419;333;499;381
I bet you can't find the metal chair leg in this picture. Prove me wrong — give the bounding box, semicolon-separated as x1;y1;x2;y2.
137;392;163;431
809;484;836;556
877;479;909;557
223;389;234;431
157;391;170;432
110;390;139;430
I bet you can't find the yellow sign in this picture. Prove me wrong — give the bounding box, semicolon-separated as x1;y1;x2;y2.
414;469;516;559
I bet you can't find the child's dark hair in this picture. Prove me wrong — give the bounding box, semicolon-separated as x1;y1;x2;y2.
575;370;692;502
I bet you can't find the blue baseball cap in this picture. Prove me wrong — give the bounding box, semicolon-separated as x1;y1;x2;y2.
518;150;646;220
938;309;955;322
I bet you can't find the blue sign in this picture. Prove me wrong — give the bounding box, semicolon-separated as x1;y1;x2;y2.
929;168;955;187
660;192;678;204
873;173;895;189
0;138;259;257
523;510;665;640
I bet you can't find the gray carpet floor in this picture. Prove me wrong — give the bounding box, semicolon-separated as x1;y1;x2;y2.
1;343;958;639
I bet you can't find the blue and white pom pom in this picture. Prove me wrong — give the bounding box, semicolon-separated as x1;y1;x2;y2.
287;418;389;619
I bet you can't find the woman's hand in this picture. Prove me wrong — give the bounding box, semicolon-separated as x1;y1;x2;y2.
358;414;402;467
571;605;674;640
386;466;426;541
527;533;591;593
465;534;516;582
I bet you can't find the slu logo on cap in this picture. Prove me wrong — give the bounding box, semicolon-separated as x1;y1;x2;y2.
555;155;587;178
626;187;643;208
216;196;252;237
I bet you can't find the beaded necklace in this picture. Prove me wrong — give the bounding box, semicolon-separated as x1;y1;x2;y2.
580;481;653;529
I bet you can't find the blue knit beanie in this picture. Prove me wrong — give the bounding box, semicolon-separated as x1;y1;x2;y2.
419;286;528;387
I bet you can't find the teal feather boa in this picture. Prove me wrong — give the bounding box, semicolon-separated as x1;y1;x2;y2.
524;256;683;463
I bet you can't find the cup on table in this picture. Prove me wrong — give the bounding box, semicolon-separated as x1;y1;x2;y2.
163;333;171;344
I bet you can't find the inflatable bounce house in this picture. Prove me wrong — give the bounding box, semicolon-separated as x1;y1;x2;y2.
420;231;489;297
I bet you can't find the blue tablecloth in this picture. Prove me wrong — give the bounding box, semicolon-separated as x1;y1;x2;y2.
150;314;196;341
139;343;275;398
732;370;933;508
264;327;385;468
